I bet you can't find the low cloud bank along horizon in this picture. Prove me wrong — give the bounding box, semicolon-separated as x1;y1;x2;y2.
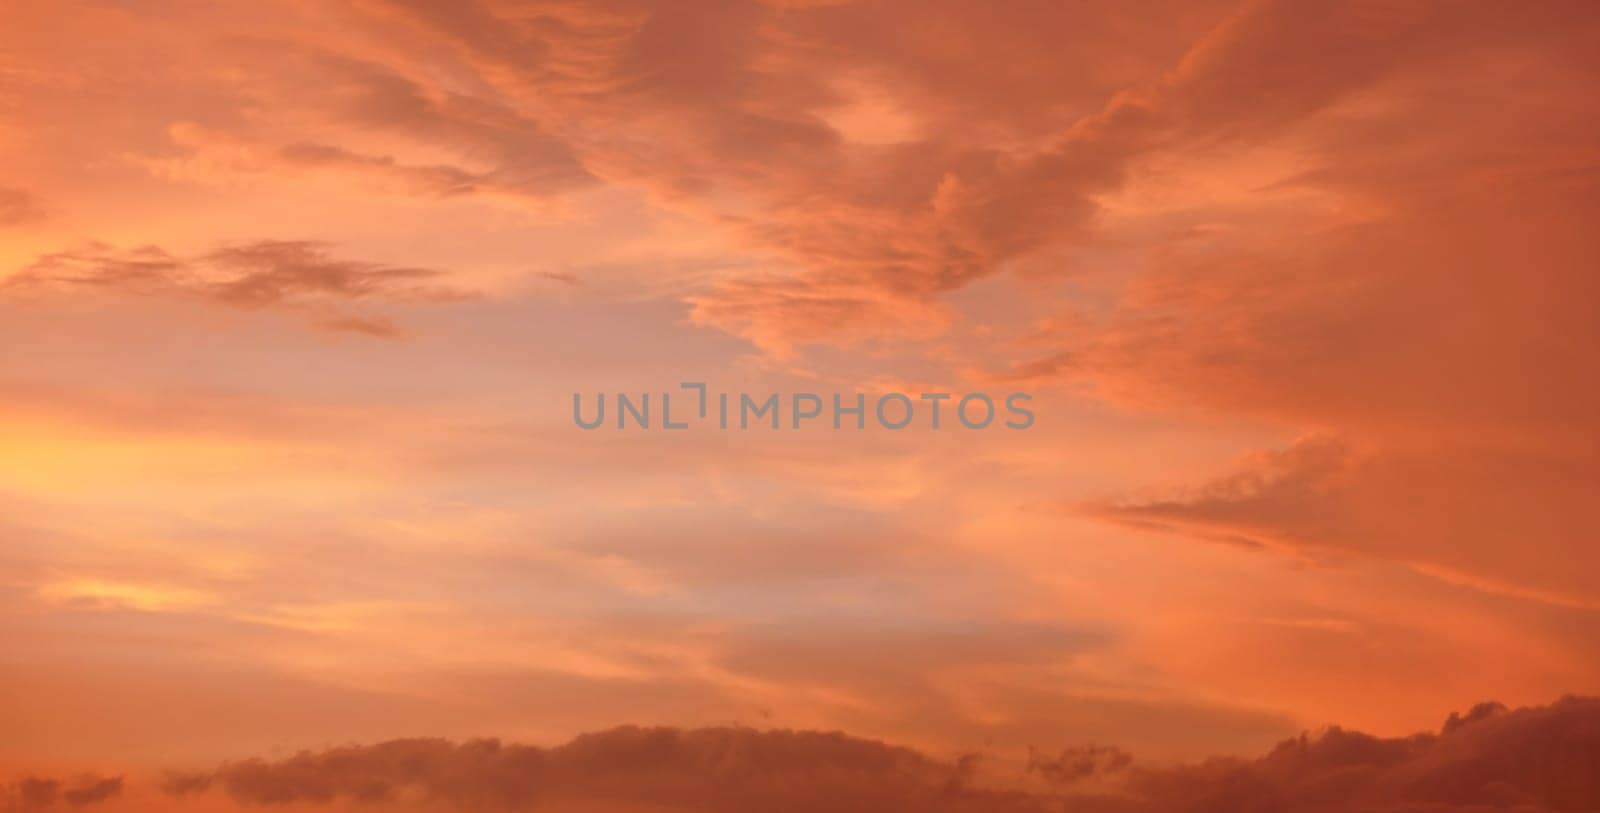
7;695;1599;812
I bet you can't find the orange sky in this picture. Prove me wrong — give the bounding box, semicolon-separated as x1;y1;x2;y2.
1;0;1598;808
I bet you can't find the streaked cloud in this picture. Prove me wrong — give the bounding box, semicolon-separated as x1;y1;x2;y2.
6;240;469;336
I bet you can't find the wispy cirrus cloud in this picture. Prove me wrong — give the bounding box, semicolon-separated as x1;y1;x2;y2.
959;1;1600;610
6;240;470;337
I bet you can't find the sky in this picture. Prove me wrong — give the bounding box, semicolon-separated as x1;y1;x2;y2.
1;1;1598;810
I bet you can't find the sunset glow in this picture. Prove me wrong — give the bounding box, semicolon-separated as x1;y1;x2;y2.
2;2;1598;810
